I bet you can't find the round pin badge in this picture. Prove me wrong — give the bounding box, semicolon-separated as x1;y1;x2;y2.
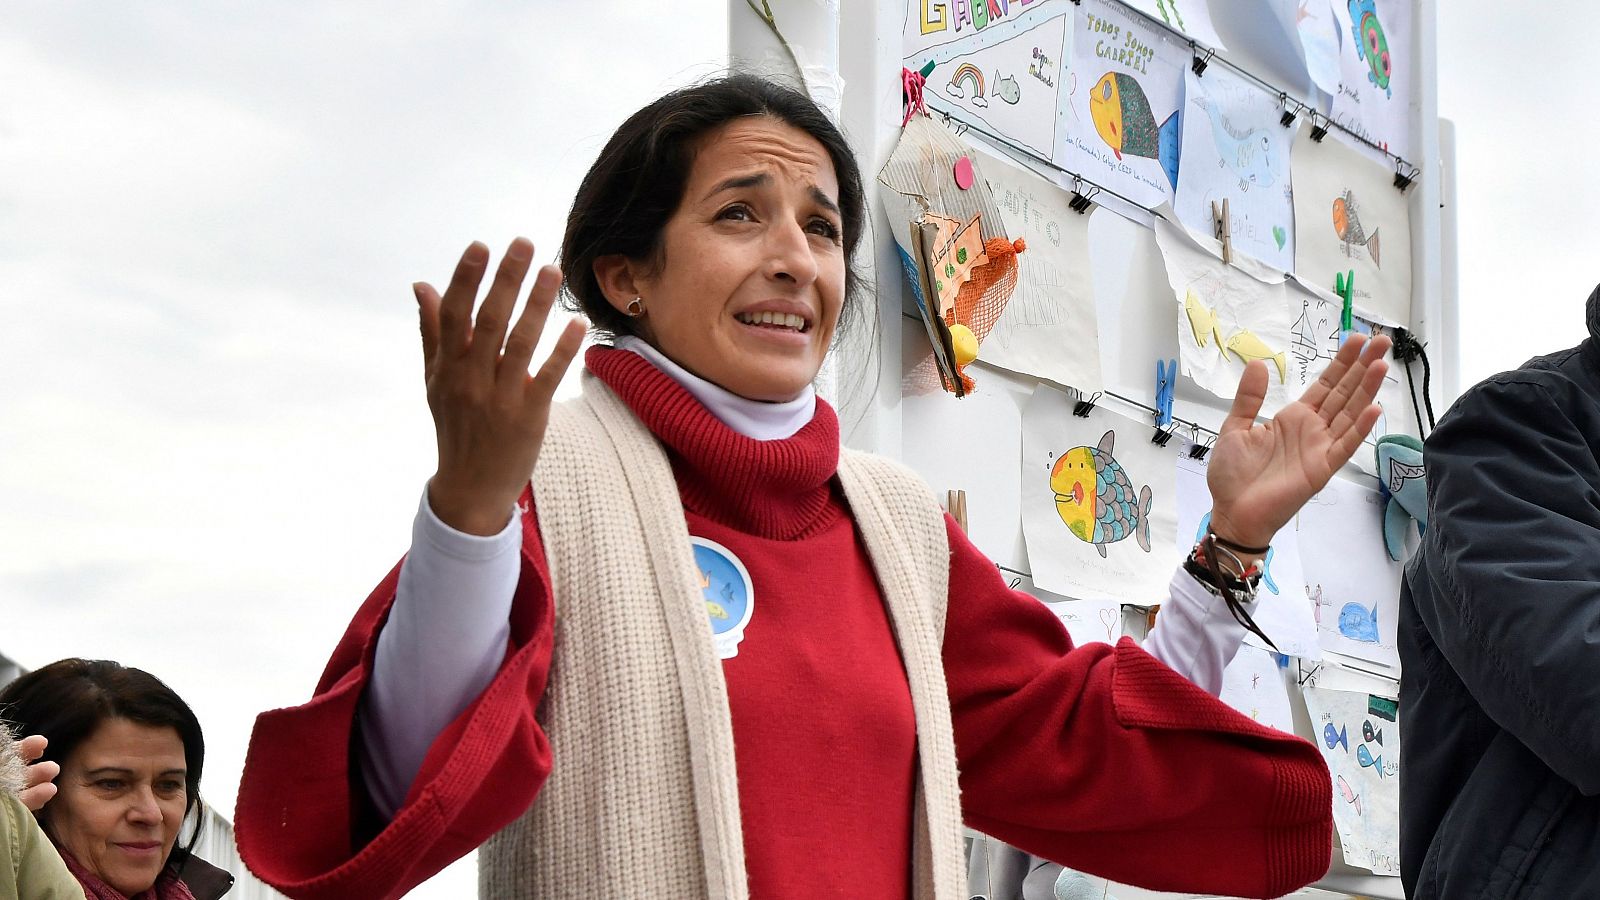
690;537;755;660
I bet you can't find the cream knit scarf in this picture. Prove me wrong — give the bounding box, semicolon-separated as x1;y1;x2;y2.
478;373;964;899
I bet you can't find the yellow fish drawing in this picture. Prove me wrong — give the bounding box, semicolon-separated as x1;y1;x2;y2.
1183;291;1224;350
1223;329;1288;383
705;600;729;620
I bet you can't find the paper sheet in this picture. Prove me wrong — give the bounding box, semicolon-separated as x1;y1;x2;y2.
1021;385;1183;603
1117;0;1226;49
1008;570;1125;647
1059;0;1189;209
1290;128;1413;327
1219;644;1295;733
1273;0;1343;95
1328;0;1415;163
1154;216;1295;416
1296;476;1405;671
1174;450;1320;659
1174;66;1296;274
979;153;1103;392
903;0;1074;162
1303;684;1402;874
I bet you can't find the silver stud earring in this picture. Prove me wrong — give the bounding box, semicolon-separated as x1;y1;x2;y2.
626;296;645;317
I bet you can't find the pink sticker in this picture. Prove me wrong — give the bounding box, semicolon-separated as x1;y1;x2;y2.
953;155;975;190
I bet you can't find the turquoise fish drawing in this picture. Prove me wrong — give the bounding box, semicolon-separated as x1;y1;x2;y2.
1192;94;1277;192
1049;430;1152;558
1338;601;1380;642
1349;0;1392;98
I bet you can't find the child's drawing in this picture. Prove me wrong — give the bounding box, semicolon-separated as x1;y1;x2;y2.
1332;190;1382;267
1022;386;1182;603
1050;429;1153;557
1192;94;1277;192
1338;601;1381;642
1306;686;1402;874
1089;71;1181;191
1348;0;1392;98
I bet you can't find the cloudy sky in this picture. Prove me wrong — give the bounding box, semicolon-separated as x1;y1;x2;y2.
1;2;1592;897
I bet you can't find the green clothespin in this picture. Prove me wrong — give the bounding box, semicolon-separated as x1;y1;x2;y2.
1335;269;1355;344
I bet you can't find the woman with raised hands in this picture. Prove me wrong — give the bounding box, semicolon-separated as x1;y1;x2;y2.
236;74;1389;900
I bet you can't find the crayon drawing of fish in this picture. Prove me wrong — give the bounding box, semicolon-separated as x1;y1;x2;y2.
1349;0;1393;98
1357;742;1386;776
1222;330;1288;383
1332;190;1382;267
1323;722;1349;752
1089;71;1181;191
1339;602;1380;642
1362;719;1384;745
1192;95;1277;192
1337;775;1363;815
992;71;1021;105
1049;430;1152;558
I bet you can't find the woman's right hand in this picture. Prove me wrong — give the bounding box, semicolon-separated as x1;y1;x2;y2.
419;239;586;536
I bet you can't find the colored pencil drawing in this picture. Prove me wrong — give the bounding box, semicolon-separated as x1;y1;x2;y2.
1305;685;1402;874
1192;94;1277;192
1088;71;1181;191
1049;429;1152;558
1348;0;1392;98
1333;190;1382;267
1338;601;1381;642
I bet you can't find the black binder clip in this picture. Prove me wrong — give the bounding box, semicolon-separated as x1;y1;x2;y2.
1278;94;1299;128
1187;435;1215;460
1191;48;1215;77
1071;391;1102;417
1393;161;1418;192
1067;176;1097;214
1151;426;1177;448
1308;114;1330;143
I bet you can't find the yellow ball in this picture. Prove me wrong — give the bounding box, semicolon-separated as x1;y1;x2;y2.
948;323;978;366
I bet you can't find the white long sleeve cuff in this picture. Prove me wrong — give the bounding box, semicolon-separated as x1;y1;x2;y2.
1141;567;1255;696
357;486;522;820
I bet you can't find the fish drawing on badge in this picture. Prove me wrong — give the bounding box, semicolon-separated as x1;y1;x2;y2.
1337;775;1363;815
705;600;729;620
993;71;1021;105
1089;72;1182;191
1332;190;1382;267
1183;291;1224;350
1050;430;1153;558
1222;330;1289;383
1323;722;1349;752
1349;0;1393;98
1192;95;1277;192
1339;602;1381;642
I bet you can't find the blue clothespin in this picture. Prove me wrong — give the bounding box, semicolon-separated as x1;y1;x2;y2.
1155;358;1177;428
1335;270;1355;345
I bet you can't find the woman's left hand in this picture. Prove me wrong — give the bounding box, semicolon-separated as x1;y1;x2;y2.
1206;333;1391;549
15;734;59;811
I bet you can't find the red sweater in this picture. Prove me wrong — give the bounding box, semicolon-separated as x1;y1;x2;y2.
237;348;1332;899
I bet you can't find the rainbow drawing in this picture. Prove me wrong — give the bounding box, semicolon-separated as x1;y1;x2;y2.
945;63;989;108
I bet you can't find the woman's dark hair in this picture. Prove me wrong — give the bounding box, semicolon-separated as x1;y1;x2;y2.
559;73;868;341
0;659;205;856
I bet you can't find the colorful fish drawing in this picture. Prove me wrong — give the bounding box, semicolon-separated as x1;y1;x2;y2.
1049;429;1153;558
1192;95;1277;192
1323;722;1349;752
1089;72;1182;191
1337;774;1363;815
992;72;1021;105
1349;0;1393;98
1332;190;1382;267
1339;602;1380;642
1357;742;1386;776
1362;719;1384;745
1222;329;1288;383
1183;291;1223;350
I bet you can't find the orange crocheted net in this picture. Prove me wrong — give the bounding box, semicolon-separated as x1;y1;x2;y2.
906;236;1027;395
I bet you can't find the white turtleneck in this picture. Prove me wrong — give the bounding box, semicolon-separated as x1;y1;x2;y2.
357;343;1249;820
613;335;816;440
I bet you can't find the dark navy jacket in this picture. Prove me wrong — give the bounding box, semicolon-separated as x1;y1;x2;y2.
1399;286;1600;898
